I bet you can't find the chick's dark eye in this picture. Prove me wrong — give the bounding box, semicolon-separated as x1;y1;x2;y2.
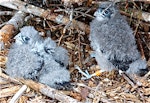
104;10;108;14
21;36;30;43
25;37;30;41
102;8;112;18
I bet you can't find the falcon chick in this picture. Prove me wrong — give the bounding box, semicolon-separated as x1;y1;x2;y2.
38;37;71;90
90;2;148;76
5;26;44;80
6;44;44;80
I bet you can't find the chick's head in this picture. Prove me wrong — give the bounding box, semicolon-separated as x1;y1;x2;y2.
94;2;118;21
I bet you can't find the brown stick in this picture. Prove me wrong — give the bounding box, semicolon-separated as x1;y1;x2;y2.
19;79;82;103
0;0;90;34
121;72;136;87
0;70;21;85
0;11;26;49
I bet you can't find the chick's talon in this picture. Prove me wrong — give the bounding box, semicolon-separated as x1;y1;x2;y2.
75;65;91;79
81;71;93;80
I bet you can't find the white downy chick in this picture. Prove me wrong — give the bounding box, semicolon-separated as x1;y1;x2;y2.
37;37;71;89
89;2;148;76
6;26;44;80
5;44;44;80
6;26;71;89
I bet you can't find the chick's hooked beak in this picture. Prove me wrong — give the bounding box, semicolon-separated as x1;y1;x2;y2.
94;8;105;17
14;34;24;45
44;47;55;54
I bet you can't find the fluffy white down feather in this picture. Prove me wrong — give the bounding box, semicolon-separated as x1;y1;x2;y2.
90;2;147;75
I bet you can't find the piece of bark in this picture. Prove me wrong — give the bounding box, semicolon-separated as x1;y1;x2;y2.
0;0;90;34
0;11;26;49
19;79;82;103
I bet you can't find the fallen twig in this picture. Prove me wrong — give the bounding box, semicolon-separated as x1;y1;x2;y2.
9;85;27;103
19;79;82;103
119;70;136;87
0;69;21;85
0;11;27;49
